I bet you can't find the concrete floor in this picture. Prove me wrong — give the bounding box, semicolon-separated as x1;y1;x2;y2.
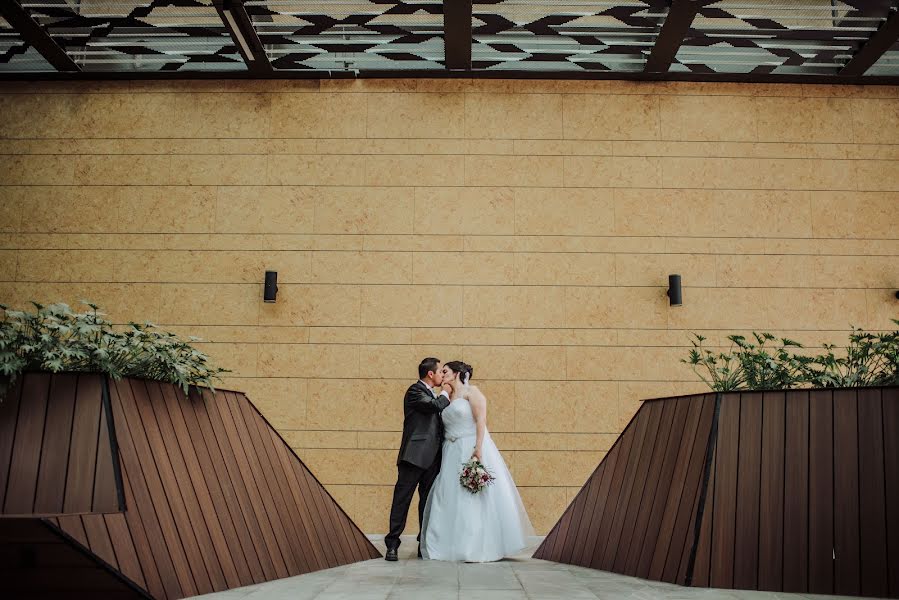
190;536;876;600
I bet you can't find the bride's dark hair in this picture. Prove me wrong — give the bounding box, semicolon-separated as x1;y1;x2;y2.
444;361;473;384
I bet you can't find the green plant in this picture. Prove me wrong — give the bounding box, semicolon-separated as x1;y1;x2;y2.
683;334;747;392
0;301;229;399
802;320;899;388
684;320;899;392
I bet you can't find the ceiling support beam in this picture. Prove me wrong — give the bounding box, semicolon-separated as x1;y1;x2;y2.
0;0;80;72
444;0;472;70
644;0;705;74
214;0;272;74
840;8;899;77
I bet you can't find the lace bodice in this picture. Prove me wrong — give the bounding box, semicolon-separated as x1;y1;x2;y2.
441;398;477;441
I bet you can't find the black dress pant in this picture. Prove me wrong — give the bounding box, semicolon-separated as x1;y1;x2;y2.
385;456;441;550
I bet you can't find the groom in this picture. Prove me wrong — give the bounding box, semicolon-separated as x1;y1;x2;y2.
384;357;450;561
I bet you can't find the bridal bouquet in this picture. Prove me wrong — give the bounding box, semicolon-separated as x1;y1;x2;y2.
459;458;495;494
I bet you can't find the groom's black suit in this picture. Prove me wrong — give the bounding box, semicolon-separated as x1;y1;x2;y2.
385;380;450;552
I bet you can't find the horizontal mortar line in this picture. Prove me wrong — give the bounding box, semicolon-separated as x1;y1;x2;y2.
229;378;709;383
7;249;899;256
4;135;899;146
5;233;899;241
280;429;620;434
70;324;884;332
315;484;601;488
5;280;895;290
3;185;892;192
5;153;899;161
292;447;608;452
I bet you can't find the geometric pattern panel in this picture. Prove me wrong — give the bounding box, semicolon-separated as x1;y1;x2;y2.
675;0;898;75
0;373;379;599
0;15;55;72
18;0;246;72
535;387;899;599
245;0;446;71
472;0;667;72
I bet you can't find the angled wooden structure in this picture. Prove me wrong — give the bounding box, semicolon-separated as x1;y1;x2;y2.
0;372;379;599
535;387;899;598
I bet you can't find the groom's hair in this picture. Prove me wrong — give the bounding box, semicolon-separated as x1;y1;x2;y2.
419;357;440;380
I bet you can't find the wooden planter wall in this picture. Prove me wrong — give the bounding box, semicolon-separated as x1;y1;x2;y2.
535;387;899;598
0;373;380;599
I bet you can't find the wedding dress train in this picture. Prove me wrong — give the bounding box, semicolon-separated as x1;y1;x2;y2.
420;397;534;562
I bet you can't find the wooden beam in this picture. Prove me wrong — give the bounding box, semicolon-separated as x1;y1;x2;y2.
0;0;79;72
214;0;273;74
444;0;472;70
644;0;704;74
840;8;899;77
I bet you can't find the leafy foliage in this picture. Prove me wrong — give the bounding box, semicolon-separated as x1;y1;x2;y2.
683;320;899;392
0;301;229;399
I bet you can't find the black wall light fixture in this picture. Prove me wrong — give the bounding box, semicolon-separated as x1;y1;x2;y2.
667;274;683;307
264;271;278;303
895;290;899;300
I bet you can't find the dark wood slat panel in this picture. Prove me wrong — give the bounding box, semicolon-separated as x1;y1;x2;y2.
734;393;762;590
200;388;279;580
600;401;658;570
635;396;690;578
159;384;243;589
117;462;166;600
710;393;740;589
690;438;716;587
662;394;715;584
188;388;264;583
577;450;617;567
6;566;141;592
809;389;834;594
4;373;51;513
64;375;102;513
568;461;606;566
125;379;205;596
145;381;225;592
783;390;809;593
33;373;77;514
82;513;118;570
758;391;785;591
230;391;304;573
214;391;289;578
0;377;24;509
621;399;677;575
109;380;184;599
250;410;315;572
56;515;88;548
558;470;595;565
857;388;888;597
92;386;120;514
884;388;899;597
614;400;665;572
104;513;146;591
0;540;95;567
833;389;860;596
588;410;637;570
270;426;331;571
295;460;342;568
678;474;702;585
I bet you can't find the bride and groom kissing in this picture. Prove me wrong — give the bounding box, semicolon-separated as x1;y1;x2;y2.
385;357;533;563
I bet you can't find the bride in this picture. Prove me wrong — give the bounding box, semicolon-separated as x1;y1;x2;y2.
420;361;534;562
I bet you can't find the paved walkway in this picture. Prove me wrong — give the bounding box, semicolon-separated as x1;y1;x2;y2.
191;537;872;600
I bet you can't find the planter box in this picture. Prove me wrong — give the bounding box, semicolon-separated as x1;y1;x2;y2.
535;386;899;599
0;372;379;599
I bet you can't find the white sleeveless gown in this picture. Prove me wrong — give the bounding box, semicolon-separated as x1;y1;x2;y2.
420;397;534;562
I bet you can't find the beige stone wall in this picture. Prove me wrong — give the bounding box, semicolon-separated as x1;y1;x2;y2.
1;79;897;534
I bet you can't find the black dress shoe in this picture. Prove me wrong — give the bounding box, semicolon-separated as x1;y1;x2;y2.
417;546;422;558
385;547;398;561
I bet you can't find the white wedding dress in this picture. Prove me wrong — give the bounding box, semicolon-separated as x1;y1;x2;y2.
420;397;534;562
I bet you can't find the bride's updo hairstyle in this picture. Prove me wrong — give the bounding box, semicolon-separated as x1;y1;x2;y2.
444;361;473;385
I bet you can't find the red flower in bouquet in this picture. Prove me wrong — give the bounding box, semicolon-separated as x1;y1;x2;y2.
459;457;495;494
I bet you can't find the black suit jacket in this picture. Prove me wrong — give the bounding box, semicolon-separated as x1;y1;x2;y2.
396;381;450;469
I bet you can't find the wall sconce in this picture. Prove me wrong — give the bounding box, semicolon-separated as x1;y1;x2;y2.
264;271;278;303
895;290;899;300
667;274;683;307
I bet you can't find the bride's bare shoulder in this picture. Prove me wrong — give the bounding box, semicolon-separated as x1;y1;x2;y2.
468;385;486;401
